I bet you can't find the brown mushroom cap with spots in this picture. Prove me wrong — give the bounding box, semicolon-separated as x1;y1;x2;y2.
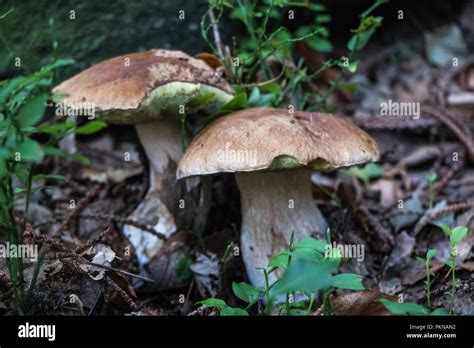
177;107;379;287
53;49;234;268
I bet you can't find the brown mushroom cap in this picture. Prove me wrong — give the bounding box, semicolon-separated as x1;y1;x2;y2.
52;49;234;124
177;107;380;178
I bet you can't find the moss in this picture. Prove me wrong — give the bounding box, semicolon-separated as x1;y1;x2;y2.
0;0;230;79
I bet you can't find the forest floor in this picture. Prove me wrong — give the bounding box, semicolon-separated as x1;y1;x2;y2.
0;2;473;317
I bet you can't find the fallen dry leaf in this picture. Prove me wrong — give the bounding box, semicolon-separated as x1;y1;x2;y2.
195;52;224;69
331;290;397;315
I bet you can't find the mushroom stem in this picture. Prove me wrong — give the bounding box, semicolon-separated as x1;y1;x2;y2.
123;120;185;266
135;119;183;197
235;168;328;287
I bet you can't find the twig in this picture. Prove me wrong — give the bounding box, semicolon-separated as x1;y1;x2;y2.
432;160;464;192
209;10;224;57
352;115;440;131
105;277;140;311
437;55;474;106
358;204;394;247
77;212;167;241
85;261;155;283
53;184;101;238
422;105;474;161
36;212;167;241
413;201;474;235
239;61;287;88
181;277;195;315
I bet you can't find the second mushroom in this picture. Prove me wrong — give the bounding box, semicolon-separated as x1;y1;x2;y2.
177;108;380;287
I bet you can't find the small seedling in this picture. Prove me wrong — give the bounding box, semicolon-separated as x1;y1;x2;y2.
426;171;437;209
416;249;437;309
381;225;468;315
345;162;383;185
438;224;468;313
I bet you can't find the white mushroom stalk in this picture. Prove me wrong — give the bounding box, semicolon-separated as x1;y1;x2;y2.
123;119;182;266
177;108;380;288
236;169;327;285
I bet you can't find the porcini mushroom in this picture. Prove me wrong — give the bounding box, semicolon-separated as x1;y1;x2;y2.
53;49;234;266
177;108;380;286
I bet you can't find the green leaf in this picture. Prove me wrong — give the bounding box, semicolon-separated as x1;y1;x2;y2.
305;36;333;53
272;257;338;295
15;138;44;162
445;259;456;269
75;120;107;135
287;248;325;263
197;298;227;308
431;308;449;316
288;309;310;316
346;162;383;182
40;59;75;74
427;249;437;260
426;171;438;184
268;253;290;269
437;224;452;236
232;282;259;304
32;174;67;181
294;238;327;253
176;254;193;281
379;299;430;315
450;226;468;245
416;256;425;266
17;93;49;128
71;153;91;165
38;121;75;134
347;16;383;51
331;273;365;290
220;307;249;316
0;157;6;179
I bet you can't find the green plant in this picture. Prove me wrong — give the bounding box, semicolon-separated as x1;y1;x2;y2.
438;224;468;313
345;162;383;184
426;171;437;209
196;230;365;316
201;0;387;112
380;225;468;316
379;299;448;316
416;249;437;309
0;59;105;314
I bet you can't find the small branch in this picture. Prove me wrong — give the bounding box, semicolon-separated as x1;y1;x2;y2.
85;261;155;283
37;212;168;241
209;10;224;57
413;201;474;235
53;184;101;238
422;105;474;161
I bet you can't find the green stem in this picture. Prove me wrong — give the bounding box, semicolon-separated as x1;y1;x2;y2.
285;231;295;315
425;260;431;309
307;292;316;313
322;290;331;315
263;269;272;316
